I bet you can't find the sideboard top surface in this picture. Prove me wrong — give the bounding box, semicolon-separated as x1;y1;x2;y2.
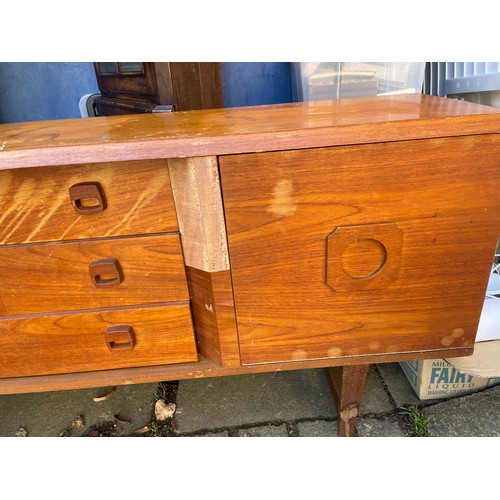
1;94;500;169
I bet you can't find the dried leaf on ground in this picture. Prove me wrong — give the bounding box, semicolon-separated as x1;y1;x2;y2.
93;387;117;402
155;400;176;421
71;414;85;429
134;423;152;434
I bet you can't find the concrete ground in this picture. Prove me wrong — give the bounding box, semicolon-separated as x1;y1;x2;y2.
0;361;499;437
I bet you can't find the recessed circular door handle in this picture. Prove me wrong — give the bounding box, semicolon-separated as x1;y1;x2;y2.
69;182;106;214
105;325;135;351
89;258;123;288
326;222;403;292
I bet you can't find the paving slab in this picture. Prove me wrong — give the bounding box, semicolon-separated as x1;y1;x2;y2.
356;415;406;437
2;359;497;438
359;366;395;416
376;362;446;407
196;430;230;437
235;424;289;437
375;362;423;407
423;384;500;437
173;369;336;434
0;383;158;437
296;420;338;437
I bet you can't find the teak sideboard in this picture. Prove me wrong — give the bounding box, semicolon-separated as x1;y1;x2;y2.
1;94;500;436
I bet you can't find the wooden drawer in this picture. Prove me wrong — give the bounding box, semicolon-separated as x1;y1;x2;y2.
219;135;500;364
0;304;197;378
0;234;188;315
0;159;177;245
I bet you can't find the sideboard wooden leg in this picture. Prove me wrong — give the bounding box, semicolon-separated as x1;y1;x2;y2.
325;364;370;437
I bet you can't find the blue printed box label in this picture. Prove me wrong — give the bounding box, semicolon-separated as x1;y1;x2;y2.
400;359;490;400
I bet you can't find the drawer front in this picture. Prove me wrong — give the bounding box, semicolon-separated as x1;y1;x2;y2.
0;234;188;315
0;304;197;378
219;135;500;364
0;159;177;245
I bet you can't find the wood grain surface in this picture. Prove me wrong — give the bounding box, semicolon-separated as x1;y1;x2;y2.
186;267;241;367
0;304;197;378
0;347;474;395
0;234;189;315
2;95;500;169
325;365;370;437
0;95;499;397
219;134;500;365
167;62;224;111
168;156;229;272
0;159;177;244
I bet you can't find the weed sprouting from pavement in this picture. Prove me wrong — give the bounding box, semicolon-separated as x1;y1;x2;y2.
398;406;430;437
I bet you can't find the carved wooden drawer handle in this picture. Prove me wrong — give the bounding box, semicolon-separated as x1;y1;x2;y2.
69;182;106;214
105;325;135;351
89;258;123;287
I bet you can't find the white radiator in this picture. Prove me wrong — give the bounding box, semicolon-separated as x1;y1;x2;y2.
424;62;500;97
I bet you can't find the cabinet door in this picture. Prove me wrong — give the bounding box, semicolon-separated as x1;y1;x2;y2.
93;62;223;115
219;135;500;365
94;62;158;100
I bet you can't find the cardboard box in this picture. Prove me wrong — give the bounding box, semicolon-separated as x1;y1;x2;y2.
399;357;500;401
